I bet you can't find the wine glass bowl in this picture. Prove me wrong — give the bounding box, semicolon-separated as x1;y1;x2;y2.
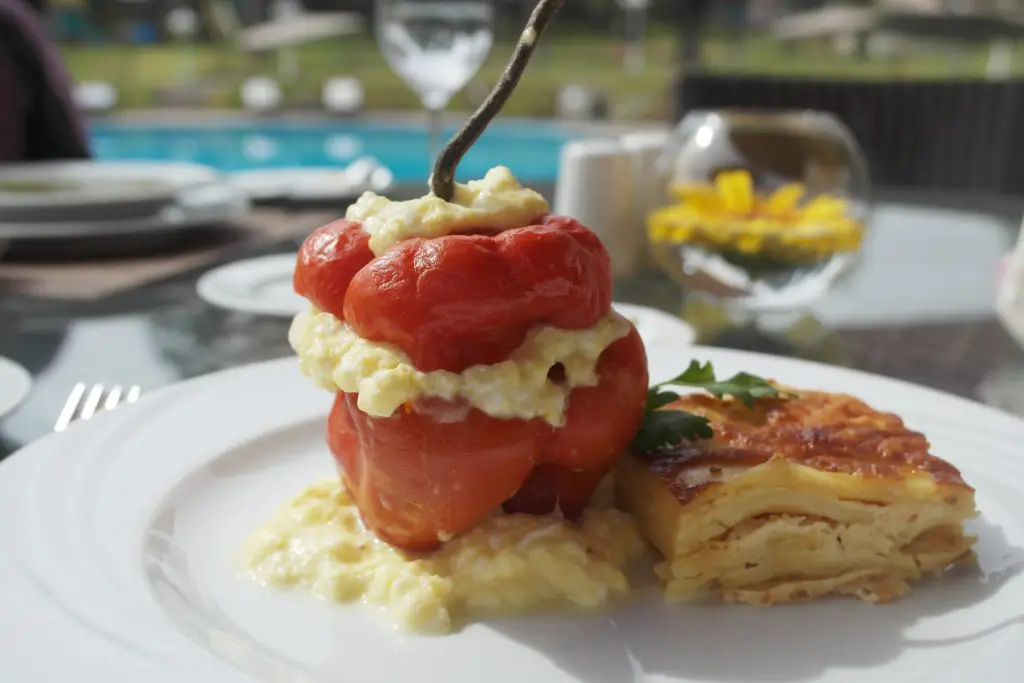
646;110;871;314
375;0;495;158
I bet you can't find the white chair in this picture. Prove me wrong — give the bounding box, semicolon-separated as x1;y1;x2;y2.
322;77;365;116
555;84;607;121
74;81;118;114
240;76;282;114
166;7;199;40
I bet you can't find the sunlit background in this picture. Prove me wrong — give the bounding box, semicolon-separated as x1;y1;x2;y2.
4;0;1024;452
54;0;1024;111
48;0;1024;187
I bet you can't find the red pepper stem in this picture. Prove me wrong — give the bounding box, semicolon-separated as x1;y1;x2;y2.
429;0;565;202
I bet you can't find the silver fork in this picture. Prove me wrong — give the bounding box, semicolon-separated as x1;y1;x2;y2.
53;383;142;432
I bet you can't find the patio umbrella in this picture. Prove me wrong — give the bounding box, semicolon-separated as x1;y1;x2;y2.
237;12;365;53
675;0;712;73
771;5;1024;77
880;11;1024;77
770;6;876;41
237;10;365;82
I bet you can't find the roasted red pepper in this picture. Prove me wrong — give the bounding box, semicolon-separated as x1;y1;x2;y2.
293;218;373;317
295;214;649;551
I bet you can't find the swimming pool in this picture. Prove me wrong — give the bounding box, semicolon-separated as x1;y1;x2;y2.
87;120;581;184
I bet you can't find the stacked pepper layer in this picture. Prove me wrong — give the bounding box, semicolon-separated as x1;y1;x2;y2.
294;213;649;551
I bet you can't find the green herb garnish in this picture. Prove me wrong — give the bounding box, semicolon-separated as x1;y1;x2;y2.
630;360;782;454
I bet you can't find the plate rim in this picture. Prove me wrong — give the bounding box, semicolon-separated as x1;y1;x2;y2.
0;190;249;241
5;346;1024;473
226;165;394;202
0;161;219;209
195;253;302;317
0;355;32;421
612;301;697;346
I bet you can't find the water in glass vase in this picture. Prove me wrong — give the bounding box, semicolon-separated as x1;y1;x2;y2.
652;241;859;313
377;1;494;110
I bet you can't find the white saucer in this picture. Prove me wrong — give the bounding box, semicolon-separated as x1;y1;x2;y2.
0;161;218;219
196;254;698;348
977;365;1024;418
196;254;304;317
613;302;696;348
227;159;394;203
0;181;250;241
0;356;32;421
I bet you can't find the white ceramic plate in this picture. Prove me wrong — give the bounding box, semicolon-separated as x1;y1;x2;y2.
1;348;1023;683
228;160;394;202
195;255;696;347
0;355;31;421
612;302;696;348
977;365;1024;418
0;161;218;216
0;182;251;241
196;254;305;317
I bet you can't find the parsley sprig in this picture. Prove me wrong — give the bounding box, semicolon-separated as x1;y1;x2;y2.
630;360;782;454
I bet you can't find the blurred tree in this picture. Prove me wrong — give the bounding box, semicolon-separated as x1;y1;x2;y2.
676;0;711;72
81;0;714;40
296;0;683;28
84;0;120;36
234;0;268;24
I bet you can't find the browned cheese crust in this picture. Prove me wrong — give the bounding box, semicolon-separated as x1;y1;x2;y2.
615;388;978;606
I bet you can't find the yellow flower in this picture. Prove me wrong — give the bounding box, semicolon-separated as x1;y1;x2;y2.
648;169;865;263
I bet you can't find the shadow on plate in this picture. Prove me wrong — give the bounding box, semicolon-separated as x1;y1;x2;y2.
0;327;65;377
203;418;326;480
255;194;360;211
491;516;1024;682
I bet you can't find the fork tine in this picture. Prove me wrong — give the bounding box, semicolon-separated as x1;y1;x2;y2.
54;383;87;432
54;383;143;432
78;384;105;422
103;385;123;411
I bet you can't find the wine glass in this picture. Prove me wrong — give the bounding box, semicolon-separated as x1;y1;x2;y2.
375;0;495;163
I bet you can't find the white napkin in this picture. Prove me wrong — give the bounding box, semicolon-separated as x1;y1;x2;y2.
553;139;640;278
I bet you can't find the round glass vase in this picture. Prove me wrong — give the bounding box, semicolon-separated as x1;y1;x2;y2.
645;110;871;347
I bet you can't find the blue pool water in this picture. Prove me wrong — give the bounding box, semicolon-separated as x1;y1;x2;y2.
88;120;580;184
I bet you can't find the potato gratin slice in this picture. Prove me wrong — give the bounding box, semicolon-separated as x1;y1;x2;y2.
616;389;978;606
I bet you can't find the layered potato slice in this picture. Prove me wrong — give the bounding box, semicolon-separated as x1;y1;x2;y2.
615;389;978;606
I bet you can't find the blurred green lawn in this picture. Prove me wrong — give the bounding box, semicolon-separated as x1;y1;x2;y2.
60;30;1024;118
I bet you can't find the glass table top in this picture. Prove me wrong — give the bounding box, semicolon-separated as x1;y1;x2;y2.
2;192;1023;458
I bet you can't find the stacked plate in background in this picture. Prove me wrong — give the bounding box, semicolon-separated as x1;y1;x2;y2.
225;156;394;205
0;161;250;259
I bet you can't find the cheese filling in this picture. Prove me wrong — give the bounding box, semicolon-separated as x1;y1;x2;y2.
346;166;550;256
241;477;644;634
289;309;630;426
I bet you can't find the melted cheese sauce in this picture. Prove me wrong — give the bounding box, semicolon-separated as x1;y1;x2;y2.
241;478;645;634
346;166;550;256
288;309;629;426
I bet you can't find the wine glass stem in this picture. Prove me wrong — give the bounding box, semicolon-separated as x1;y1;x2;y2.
427;104;444;165
624;8;646;72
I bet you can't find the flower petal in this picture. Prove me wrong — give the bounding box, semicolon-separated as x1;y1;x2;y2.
764;183;806;215
715;170;755;214
671;183;723;215
800;195;849;221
